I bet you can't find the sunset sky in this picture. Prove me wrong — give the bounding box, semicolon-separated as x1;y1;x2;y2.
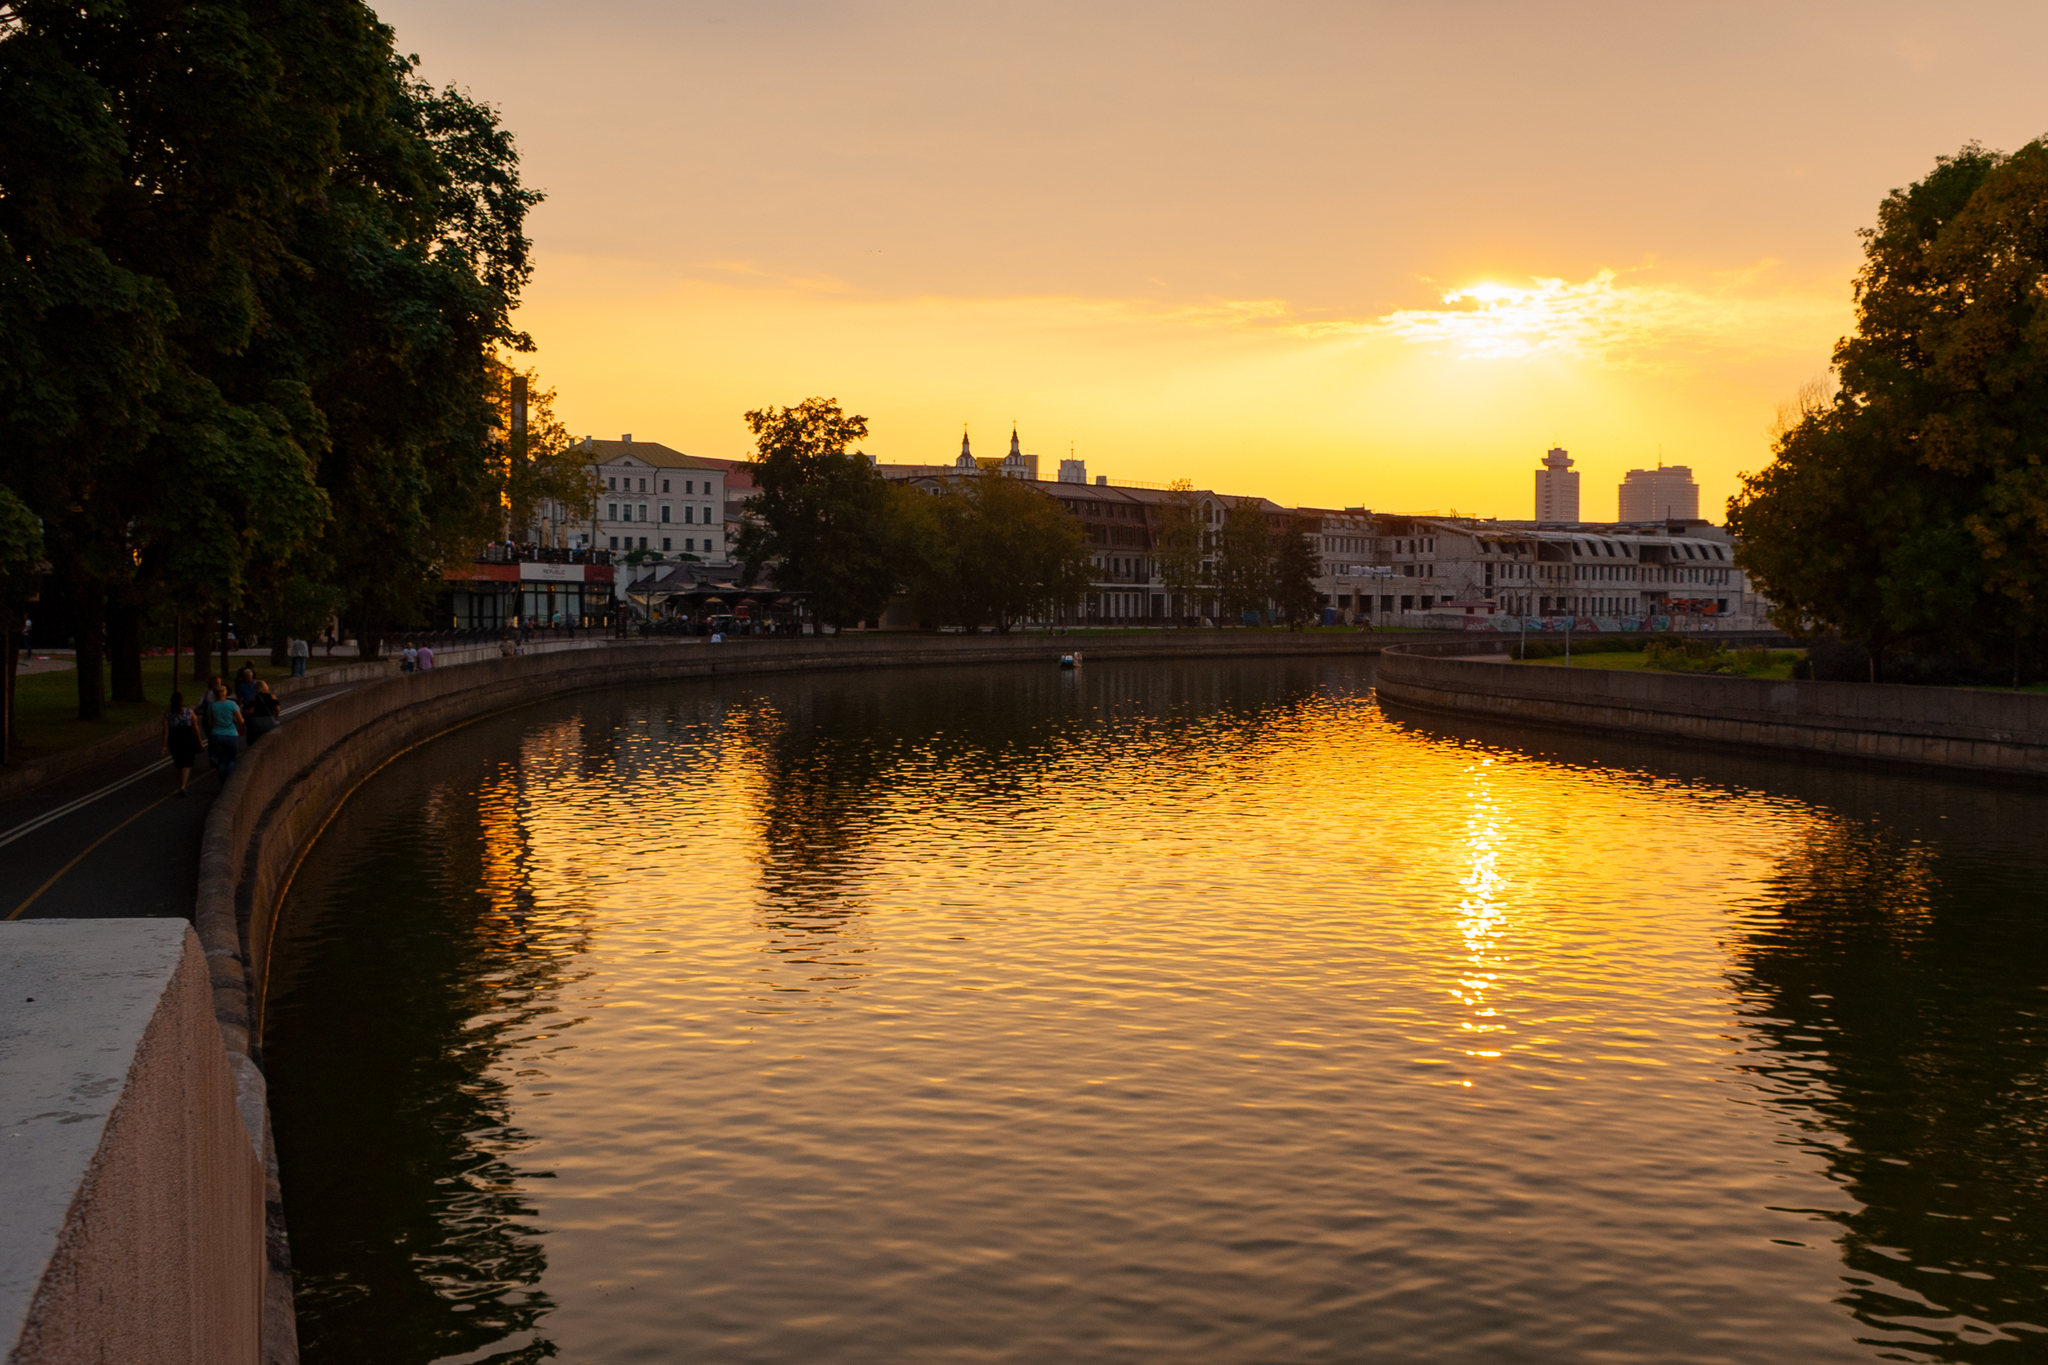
384;0;2048;520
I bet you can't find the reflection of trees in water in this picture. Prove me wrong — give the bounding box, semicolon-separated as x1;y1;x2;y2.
267;728;597;1365
1731;814;2048;1361
729;658;1369;953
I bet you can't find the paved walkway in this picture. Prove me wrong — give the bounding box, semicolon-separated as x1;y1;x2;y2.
0;678;364;922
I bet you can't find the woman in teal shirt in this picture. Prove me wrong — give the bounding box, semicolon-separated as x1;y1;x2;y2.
204;683;245;778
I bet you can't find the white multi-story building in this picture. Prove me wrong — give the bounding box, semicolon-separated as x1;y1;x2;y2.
1535;447;1580;522
1354;516;1771;628
574;436;730;564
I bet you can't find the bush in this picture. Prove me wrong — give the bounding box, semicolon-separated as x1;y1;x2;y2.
1514;635;1647;660
1645;640;1801;677
1791;638;2014;685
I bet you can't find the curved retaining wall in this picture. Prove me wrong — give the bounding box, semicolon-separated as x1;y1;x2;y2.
1376;643;2048;781
194;629;1396;1360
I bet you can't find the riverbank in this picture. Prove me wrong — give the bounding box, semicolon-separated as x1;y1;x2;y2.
1376;640;2048;782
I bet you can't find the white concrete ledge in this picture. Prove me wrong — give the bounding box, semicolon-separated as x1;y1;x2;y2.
1;920;263;1365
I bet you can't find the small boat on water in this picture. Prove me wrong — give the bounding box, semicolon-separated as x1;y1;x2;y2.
1059;651;1082;669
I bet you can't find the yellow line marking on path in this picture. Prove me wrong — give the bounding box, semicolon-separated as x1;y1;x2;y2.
6;792;174;921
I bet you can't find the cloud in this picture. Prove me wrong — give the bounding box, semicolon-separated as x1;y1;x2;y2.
1353;267;1846;372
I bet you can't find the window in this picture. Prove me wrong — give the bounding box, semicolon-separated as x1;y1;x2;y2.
638;504;647;521
662;537;671;551
638;478;647;493
686;538;694;551
639;536;647;549
608;477;616;490
607;503;617;520
685;506;694;523
662;479;670;493
660;505;670;522
608;535;618;549
686;480;694;494
703;506;712;523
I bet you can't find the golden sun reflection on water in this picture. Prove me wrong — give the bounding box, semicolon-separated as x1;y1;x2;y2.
266;659;2048;1365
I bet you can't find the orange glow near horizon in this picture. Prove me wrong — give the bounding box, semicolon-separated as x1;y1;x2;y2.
374;0;2048;521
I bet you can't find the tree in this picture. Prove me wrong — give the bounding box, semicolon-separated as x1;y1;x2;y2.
734;398;900;631
1215;498;1276;626
0;484;45;759
904;475;1092;631
267;60;544;658
1153;480;1207;624
489;359;595;548
1271;514;1321;629
1729;141;2048;678
0;0;343;715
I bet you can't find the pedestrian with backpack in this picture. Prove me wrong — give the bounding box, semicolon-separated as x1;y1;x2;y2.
161;691;202;796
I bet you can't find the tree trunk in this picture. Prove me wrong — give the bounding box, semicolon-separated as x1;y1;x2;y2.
2;619;19;760
219;613;231;680
270;625;289;668
72;579;106;721
106;598;145;704
191;616;214;683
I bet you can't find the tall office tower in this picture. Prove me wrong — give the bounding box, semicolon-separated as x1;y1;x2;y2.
1618;464;1700;521
1535;447;1579;522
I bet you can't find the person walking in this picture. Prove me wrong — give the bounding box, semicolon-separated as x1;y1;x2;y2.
203;681;245;780
288;635;309;677
245;680;283;744
401;641;418;674
161;691;202;796
416;641;435;672
234;664;257;707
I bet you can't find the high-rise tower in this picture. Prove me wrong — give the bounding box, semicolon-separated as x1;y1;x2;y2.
1535;447;1579;522
1618;464;1700;521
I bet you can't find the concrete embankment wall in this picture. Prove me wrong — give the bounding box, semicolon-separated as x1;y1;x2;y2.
1376;643;2048;780
190;629;1391;1359
1;921;264;1365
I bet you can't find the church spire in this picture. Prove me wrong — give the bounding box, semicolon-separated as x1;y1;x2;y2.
1009;424;1021;458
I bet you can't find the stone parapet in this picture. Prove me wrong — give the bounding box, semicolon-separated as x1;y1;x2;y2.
1;921;264;1365
1375;643;2048;781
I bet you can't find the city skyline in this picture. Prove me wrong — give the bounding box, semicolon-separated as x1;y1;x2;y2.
382;0;2048;519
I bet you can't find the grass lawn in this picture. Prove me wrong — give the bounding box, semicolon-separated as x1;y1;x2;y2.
1516;651;1803;681
7;655;334;761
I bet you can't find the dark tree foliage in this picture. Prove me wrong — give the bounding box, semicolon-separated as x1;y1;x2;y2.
0;0;542;714
248;54;542;658
902;475;1091;632
1270;514;1321;629
1215;498;1275;626
735;399;901;632
1730;141;2048;680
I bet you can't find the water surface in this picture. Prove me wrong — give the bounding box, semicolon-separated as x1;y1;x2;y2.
265;658;2048;1363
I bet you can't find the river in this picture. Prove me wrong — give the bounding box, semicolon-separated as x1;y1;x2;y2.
263;657;2048;1364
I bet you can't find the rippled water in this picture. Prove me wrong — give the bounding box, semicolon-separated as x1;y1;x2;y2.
264;658;2048;1364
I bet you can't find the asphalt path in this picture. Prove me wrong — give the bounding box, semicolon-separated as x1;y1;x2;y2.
0;679;362;921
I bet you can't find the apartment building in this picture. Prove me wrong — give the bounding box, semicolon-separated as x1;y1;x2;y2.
575;436;730;563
